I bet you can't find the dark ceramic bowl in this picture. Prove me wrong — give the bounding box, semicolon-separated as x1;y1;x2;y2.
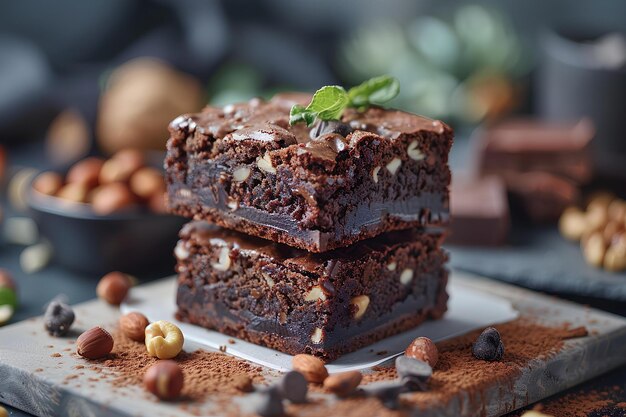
27;183;186;276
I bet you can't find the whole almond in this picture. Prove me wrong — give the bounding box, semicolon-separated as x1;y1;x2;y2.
119;312;149;342
405;337;439;368
292;354;328;383
323;371;362;397
76;326;114;359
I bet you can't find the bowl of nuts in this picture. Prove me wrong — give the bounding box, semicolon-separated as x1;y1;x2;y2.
27;149;186;275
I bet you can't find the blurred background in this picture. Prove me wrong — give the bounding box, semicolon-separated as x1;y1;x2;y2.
1;1;626;415
1;0;626;319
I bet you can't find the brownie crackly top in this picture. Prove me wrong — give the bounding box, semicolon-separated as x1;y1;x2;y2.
168;92;451;174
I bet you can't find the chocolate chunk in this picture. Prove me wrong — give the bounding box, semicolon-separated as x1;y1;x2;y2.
472;327;505;361
395;355;432;391
44;300;75;337
309;120;353;139
277;371;308;404
365;381;406;410
251;386;284;417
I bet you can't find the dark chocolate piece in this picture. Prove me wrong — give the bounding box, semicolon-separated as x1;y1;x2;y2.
165;93;453;252
476;118;594;184
447;176;510;246
175;221;448;361
475;118;592;222
472;327;504;362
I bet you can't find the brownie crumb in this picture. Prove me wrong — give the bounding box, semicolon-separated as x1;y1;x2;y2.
50;353;62;358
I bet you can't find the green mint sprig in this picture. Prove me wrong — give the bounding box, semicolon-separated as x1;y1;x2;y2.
289;75;399;126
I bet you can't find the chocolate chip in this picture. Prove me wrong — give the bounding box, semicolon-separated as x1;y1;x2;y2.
365;381;406;410
472;327;505;361
277;371;308;404
44;300;75;337
395;356;432;391
309;120;353;139
252;386;284;417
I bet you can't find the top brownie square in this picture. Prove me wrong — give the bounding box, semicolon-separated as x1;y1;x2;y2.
165;93;453;252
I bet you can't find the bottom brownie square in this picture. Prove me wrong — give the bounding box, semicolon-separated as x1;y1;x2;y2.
175;221;448;361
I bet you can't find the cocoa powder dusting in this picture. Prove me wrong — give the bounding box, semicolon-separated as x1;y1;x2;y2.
512;386;626;417
362;319;574;411
91;329;265;401
84;320;597;416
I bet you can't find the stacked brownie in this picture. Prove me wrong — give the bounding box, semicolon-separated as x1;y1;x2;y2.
165;93;454;360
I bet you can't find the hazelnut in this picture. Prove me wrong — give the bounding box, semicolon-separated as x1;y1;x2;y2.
232;167;251;182
66;157;104;188
292;354;328;383
99;149;145;184
56;182;89;203
143;360;184;401
0;405;7;417
350;295;370;320
385;157;402;175
0;269;16;291
91;183;136;215
119;312;150;342
372;166;381;183
174;241;190;260
148;191;168;214
586;192;614;213
212;247;231;271
145;320;184;359
603;221;624;244
407;141;425;161
304;285;327;302
32;172;63;196
558;207;587;241
310;327;324;345
520;411;553;417
323;371;362;397
257;153;276;174
76;326;114;359
400;268;414;285
582;232;606;268
405;337;439;368
604;241;626;272
130;167;164;199
262;272;275;288
608;199;626;221
96;271;132;305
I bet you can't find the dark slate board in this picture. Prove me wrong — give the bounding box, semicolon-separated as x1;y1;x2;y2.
447;225;626;302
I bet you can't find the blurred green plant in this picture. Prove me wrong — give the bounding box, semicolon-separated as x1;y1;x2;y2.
207;63;295;106
339;5;531;124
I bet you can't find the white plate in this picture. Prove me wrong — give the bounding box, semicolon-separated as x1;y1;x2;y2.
121;273;518;373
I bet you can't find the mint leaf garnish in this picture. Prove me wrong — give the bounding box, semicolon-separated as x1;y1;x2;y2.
348;75;400;108
289;86;348;127
289;76;399;126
